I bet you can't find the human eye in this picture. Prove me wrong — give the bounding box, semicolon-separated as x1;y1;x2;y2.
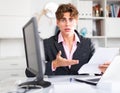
60;18;66;22
69;18;74;22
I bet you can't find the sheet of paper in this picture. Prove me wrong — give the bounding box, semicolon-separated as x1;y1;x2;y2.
78;47;119;74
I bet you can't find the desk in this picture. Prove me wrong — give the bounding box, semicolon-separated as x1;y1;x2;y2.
0;75;119;93
0;57;119;93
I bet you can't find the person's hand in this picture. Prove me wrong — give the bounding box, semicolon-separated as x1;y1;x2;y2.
52;51;79;69
98;62;111;74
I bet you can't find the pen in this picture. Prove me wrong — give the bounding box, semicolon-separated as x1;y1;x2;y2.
74;78;97;86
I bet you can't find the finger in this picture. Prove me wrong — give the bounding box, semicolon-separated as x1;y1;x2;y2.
99;65;108;68
104;62;111;65
72;60;79;64
67;60;79;65
57;51;62;57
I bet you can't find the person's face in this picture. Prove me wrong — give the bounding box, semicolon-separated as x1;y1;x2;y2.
57;12;78;36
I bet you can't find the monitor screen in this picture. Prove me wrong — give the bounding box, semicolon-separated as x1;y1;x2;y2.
23;19;40;75
19;17;51;88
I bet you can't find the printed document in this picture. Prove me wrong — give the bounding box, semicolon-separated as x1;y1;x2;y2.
78;47;119;74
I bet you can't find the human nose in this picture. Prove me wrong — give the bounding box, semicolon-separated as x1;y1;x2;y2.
65;19;71;25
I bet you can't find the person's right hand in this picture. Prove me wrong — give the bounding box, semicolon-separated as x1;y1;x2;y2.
52;51;79;69
98;62;111;74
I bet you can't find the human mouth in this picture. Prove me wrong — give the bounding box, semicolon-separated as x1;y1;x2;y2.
65;28;71;31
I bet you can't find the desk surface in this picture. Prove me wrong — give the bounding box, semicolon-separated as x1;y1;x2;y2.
0;57;120;93
0;75;119;93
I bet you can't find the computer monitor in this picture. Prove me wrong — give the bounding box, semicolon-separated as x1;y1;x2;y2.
19;17;51;88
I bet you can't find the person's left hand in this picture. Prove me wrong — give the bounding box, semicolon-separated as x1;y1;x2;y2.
98;62;111;74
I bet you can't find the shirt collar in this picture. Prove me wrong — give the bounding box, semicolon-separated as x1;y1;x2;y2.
58;32;80;43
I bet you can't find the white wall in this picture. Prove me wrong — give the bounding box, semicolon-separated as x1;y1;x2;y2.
31;0;72;39
0;0;31;58
0;39;25;57
0;0;71;58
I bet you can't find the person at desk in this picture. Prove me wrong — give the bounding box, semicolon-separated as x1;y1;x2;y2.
44;3;95;75
26;3;110;76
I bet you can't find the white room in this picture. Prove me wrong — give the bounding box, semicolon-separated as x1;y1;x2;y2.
0;0;120;93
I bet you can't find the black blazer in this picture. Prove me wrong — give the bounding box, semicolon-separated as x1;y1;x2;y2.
44;30;95;75
25;30;95;77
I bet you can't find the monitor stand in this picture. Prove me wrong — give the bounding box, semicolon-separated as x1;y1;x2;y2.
18;79;51;89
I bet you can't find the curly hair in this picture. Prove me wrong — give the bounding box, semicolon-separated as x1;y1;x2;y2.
55;3;79;20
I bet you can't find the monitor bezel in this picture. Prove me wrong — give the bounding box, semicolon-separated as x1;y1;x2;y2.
19;17;51;88
23;17;43;80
